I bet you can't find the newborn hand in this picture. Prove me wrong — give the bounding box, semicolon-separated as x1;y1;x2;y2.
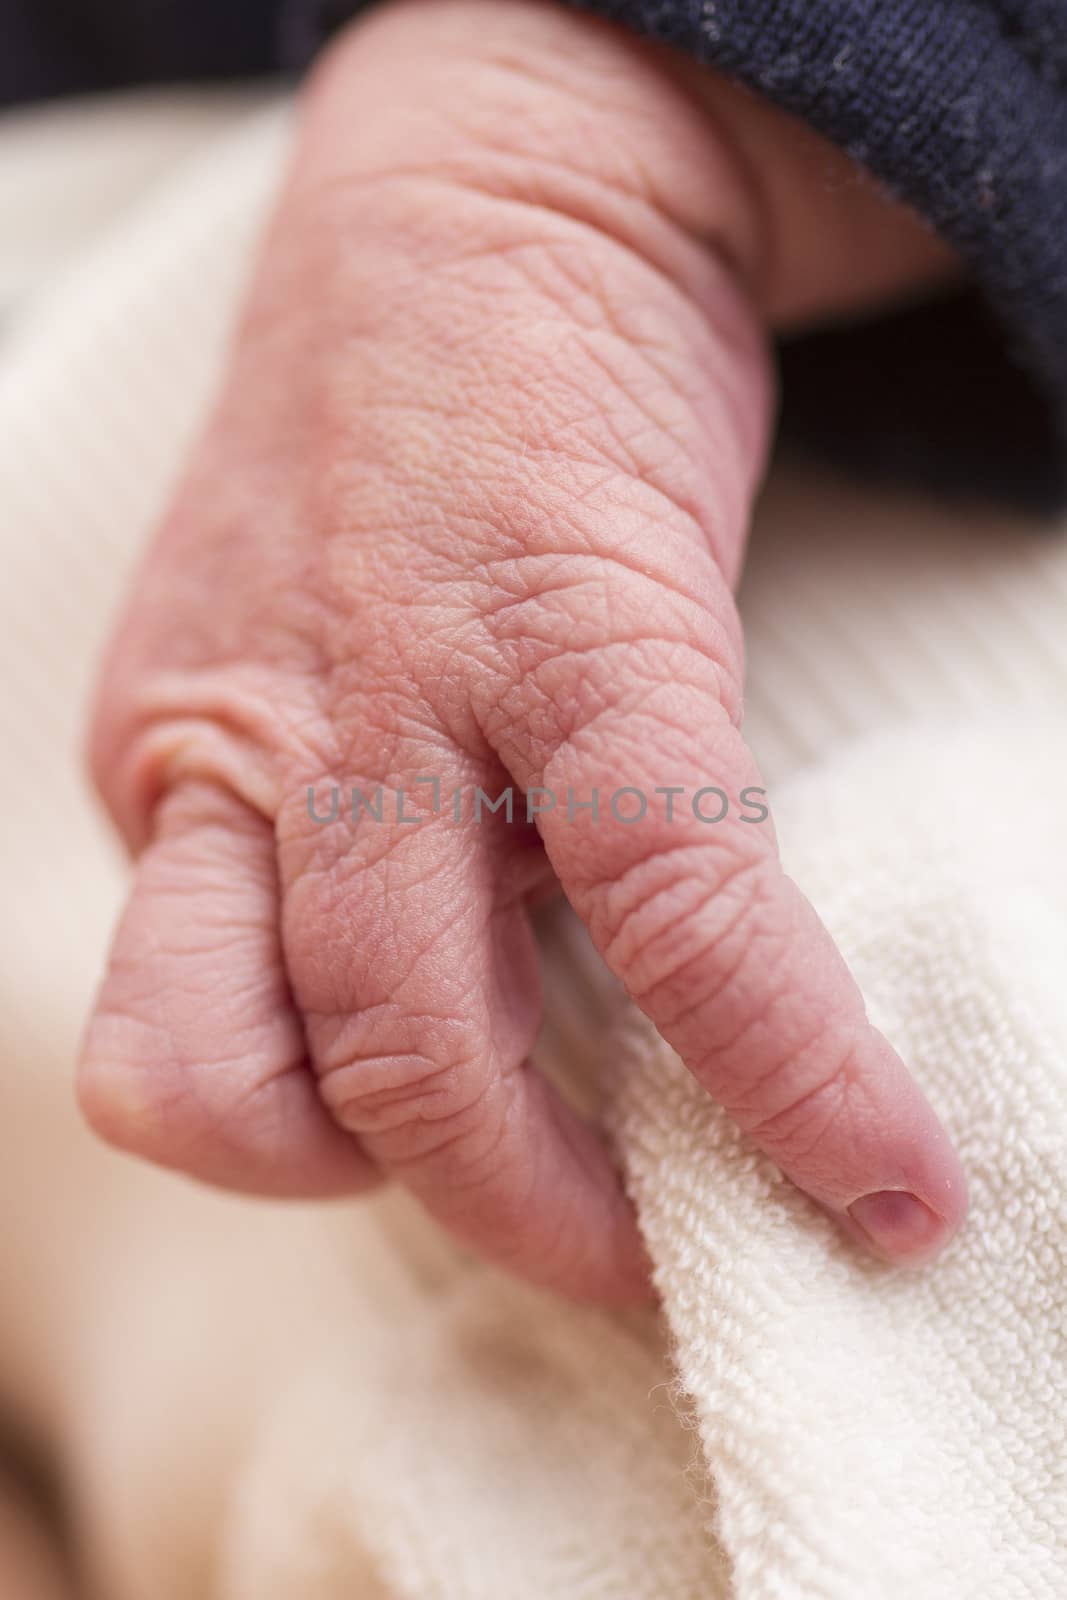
80;0;967;1298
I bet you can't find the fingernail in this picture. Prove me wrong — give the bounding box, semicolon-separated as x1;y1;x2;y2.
847;1190;948;1262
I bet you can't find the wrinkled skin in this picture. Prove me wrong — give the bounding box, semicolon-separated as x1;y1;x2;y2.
79;0;968;1300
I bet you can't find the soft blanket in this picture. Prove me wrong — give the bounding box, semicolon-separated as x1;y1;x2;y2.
0;90;1063;1600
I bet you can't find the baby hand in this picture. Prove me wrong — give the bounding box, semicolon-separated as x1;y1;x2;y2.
79;0;967;1298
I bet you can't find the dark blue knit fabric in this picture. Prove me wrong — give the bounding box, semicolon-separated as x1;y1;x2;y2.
563;0;1067;495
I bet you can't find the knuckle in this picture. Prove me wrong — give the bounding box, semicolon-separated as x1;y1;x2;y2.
78;901;302;1173
461;299;728;573
472;603;741;785
318;1046;466;1136
86;685;294;854
741;1037;866;1166
597;835;779;1030
78;1006;208;1166
316;1036;505;1174
77;995;280;1172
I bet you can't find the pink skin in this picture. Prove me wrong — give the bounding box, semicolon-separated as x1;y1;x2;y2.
79;0;968;1300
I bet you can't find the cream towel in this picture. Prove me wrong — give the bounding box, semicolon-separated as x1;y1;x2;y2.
0;93;1063;1600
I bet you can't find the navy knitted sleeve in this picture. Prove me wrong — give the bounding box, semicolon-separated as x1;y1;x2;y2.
285;0;1067;509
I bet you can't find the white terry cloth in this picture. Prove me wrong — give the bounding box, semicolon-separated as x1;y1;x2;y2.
0;92;1063;1600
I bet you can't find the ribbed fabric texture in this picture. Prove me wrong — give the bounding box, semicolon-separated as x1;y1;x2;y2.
0;93;1064;1599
